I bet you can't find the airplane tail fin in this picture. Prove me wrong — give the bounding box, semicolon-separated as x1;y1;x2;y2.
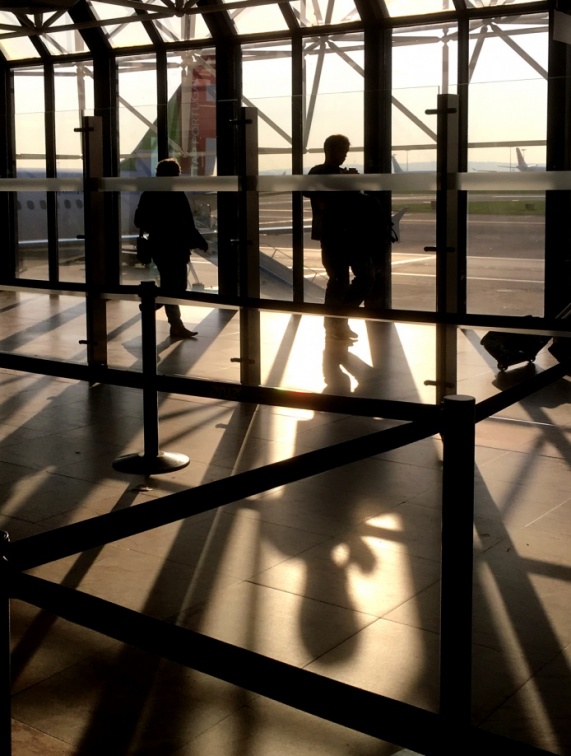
392;154;404;173
121;54;216;177
516;148;528;171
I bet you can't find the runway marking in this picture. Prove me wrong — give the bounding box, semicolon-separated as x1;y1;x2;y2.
392;255;433;265
394;272;542;284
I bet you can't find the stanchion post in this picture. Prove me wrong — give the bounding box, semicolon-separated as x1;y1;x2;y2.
140;280;160;461
0;530;12;756
439;395;475;736
112;281;189;474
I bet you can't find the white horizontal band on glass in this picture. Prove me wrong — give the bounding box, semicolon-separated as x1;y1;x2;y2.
3;171;571;193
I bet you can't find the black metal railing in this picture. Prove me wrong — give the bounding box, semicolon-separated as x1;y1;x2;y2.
0;281;566;756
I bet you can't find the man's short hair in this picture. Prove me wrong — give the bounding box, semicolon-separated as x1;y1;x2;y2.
324;134;350;153
156;158;182;177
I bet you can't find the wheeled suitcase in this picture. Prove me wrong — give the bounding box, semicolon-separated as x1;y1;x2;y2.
481;304;571;371
480;328;550;371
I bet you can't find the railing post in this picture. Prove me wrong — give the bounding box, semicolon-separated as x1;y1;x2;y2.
439;394;475;738
235;106;261;387
0;531;11;756
78;115;108;369
112;281;189;475
424;94;464;402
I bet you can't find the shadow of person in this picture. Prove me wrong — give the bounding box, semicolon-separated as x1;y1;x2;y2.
322;340;353;394
298;536;378;662
322;339;381;397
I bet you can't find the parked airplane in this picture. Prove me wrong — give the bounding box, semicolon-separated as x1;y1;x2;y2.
515;147;545;172
392;154;435;173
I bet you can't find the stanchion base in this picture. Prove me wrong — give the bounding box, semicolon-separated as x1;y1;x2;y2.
112;451;190;475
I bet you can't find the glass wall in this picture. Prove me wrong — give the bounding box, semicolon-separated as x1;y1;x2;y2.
243;40;293;300
118;55;158;283
302;32;365;304
168;49;218;292
55;62;94;282
391;23;458;311
14;67;48;280
3;4;557;321
467;13;548;316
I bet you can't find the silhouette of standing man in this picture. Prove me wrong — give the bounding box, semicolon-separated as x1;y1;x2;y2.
308;134;375;341
135;158;208;340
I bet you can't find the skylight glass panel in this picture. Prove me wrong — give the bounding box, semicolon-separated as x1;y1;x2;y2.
226;3;289;34
290;0;359;27
88;0;153;48
0;11;40;60
469;0;543;6
384;0;451;16
153;11;211;42
40;14;88;56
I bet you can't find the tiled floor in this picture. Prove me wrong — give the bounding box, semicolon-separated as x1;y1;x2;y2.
2;287;571;754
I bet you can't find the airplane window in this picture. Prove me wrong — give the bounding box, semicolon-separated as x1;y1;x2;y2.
40;200;47;209
64;199;71;209
76;200;83;209
27;200;34;209
16;201;21;210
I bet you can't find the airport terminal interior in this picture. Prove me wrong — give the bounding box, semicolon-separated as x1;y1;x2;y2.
2;0;571;754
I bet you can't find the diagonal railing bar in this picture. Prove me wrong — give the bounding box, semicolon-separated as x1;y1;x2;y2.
159;373;439;422
0;352;440;422
475;363;569;423
10;573;555;756
8;420;438;572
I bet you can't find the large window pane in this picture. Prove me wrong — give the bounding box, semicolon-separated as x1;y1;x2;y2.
14;68;47;281
118;56;158;283
467;14;548;316
167;50;217;176
243;41;293;300
391;23;457;312
302;33;365;311
55;63;94;283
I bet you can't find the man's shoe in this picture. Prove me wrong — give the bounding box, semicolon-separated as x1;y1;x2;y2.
170;325;198;340
326;325;358;341
343;326;359;339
